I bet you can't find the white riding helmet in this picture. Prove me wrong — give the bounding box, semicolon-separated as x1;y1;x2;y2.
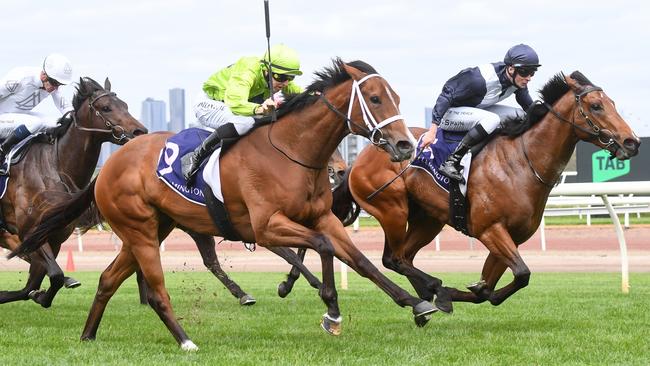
42;53;73;85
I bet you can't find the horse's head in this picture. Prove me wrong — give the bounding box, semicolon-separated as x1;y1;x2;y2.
341;62;416;162
565;72;640;159
328;148;347;190
73;77;148;144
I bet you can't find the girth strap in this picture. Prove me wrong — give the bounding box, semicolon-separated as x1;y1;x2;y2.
202;185;242;242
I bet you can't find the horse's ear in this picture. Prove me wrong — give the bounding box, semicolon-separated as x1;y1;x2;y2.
104;77;111;91
343;63;365;81
566;72;586;93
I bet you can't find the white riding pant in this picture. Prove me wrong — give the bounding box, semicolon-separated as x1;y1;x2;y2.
438;105;525;134
0;112;58;138
192;92;255;135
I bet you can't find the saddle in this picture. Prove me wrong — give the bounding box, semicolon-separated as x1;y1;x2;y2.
0;132;53;175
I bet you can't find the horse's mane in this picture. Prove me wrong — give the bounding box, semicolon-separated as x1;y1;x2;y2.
276;58;378;118
501;71;596;136
50;77;105;138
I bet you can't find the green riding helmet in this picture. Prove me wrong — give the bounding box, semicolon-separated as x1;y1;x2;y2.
262;44;303;76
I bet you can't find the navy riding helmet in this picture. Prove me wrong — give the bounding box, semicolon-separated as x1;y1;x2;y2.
504;44;541;68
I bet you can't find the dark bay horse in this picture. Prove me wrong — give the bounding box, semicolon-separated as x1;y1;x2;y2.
330;72;639;311
0;77;147;307
14;59;436;350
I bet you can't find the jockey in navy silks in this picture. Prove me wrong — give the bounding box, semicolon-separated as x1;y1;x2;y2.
420;44;541;182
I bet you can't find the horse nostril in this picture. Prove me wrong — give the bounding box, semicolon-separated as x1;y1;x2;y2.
396;140;413;154
134;128;148;136
623;138;640;156
337;171;345;179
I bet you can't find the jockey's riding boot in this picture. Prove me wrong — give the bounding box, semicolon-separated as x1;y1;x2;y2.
0;127;27;175
182;123;240;185
438;124;489;183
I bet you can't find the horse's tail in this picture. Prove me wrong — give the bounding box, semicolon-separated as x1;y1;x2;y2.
8;178;97;259
76;201;104;234
331;168;361;227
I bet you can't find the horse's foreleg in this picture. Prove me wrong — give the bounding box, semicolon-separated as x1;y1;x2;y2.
477;227;530;306
27;245;64;308
315;213;437;328
259;212;341;335
187;230;255;306
272;247;322;298
81;248;137;342
447;253;505;303
0;258;46;304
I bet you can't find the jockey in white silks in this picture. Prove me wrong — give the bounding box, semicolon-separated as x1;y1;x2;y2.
0;53;74;174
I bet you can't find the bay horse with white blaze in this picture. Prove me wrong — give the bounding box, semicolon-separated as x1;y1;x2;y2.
327;71;639;311
13;59;436;350
0;77;146;308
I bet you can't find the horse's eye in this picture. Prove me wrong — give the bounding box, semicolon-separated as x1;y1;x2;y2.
101;106;111;113
590;103;602;112
370;96;380;104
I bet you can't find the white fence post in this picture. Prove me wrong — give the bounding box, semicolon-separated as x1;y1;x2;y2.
600;195;630;294
75;227;83;253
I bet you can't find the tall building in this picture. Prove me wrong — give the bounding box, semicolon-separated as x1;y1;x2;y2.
340;135;368;164
169;88;185;132
141;97;167;132
424;107;433;129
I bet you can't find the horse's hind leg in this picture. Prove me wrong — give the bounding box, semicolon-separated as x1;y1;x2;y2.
397;219;453;314
277;248;308;298
131;242;197;350
136;270;148;305
185;230;256;306
271;247;321;297
81;248;137;341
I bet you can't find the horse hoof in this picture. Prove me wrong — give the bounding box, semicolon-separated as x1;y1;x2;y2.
467;280;487;295
64;277;82;289
433;294;453;315
180;340;199;352
239;295;256;306
277;282;292;298
320;313;342;336
413;301;438;327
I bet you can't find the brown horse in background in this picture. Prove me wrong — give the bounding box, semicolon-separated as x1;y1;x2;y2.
14;59;437;350
0;77;146;308
330;71;639;311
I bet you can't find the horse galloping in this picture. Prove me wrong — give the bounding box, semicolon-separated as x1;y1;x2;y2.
0;77;147;308
14;59;437;350
135;149;348;306
335;71;639;311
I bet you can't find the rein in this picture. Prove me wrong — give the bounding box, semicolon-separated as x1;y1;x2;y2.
524;86;613;187
72;91;128;142
268;73;404;170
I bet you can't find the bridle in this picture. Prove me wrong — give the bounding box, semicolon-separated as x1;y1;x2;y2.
72;91;129;142
269;73;404;170
320;73;404;147
522;85;618;187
